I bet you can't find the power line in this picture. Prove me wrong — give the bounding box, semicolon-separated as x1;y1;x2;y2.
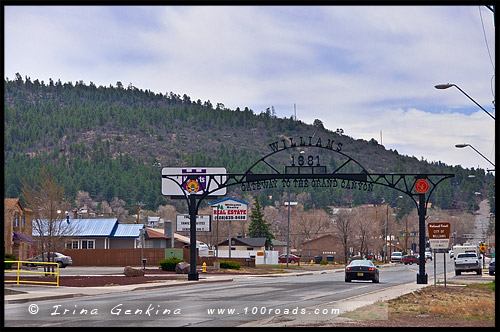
478;6;495;72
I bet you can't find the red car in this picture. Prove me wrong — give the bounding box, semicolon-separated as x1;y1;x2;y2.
278;254;300;264
402;255;421;265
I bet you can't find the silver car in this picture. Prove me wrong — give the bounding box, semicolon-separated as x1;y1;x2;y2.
24;252;73;268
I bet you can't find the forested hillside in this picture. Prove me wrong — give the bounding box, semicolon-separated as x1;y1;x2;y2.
4;74;495;214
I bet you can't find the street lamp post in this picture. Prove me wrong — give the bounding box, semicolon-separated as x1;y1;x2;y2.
435;83;495;120
455;144;495;170
284;200;298;268
384;196;403;262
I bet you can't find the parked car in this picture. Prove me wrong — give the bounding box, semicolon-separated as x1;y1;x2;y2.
402;255;421;265
488;258;495;275
390;252;403;263
278;254;300;264
23;252;72;268
345;259;379;283
425;251;432;261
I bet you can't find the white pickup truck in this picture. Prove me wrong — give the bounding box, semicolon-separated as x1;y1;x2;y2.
454;252;482;276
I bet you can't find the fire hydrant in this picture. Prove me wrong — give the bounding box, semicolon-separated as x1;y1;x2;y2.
202;262;207;273
310;259;314;265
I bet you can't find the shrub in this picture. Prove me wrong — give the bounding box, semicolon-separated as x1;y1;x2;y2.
159;257;184;271
320;260;328;265
220;260;241;270
4;254;16;269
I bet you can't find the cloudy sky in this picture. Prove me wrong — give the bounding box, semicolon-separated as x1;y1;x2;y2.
4;5;495;171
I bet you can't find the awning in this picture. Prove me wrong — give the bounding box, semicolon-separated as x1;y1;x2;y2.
12;232;35;242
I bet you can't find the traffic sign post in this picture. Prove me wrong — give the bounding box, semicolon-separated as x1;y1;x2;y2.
427;222;451;249
480;243;487;268
428;222;451;288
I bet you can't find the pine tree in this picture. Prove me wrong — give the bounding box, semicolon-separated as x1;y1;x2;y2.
248;197;275;249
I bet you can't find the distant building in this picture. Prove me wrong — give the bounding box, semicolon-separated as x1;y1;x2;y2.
32;218;145;250
4;198;35;260
298;235;343;263
217;237;269;252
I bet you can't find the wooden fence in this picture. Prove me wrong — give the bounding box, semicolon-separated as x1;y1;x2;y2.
62;249;166;267
61;248;256;268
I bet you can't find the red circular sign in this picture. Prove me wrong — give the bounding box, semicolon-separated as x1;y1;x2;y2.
415;179;430;194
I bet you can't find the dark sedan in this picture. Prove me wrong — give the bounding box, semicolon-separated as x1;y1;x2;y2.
345;259;379;283
489;258;495;275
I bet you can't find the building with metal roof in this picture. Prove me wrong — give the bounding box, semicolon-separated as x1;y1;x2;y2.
32;218;145;250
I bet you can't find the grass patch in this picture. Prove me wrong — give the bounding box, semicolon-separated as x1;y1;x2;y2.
340;282;495;323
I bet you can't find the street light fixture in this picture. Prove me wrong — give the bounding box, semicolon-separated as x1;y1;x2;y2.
434;83;495;120
455;144;495;168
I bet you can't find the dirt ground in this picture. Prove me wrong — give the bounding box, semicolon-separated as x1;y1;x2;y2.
328;281;496;327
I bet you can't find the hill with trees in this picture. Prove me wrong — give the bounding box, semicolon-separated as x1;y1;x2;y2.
4;74;495;216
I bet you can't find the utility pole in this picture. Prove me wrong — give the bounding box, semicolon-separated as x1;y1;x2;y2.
136;201;144;224
405;215;409;253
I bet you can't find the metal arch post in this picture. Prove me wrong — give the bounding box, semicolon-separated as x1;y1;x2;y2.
188;193;199;281
416;193;428;284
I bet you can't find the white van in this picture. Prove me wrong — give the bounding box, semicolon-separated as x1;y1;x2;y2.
391;252;403;263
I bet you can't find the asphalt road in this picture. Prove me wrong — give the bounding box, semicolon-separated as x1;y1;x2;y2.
4;257;465;327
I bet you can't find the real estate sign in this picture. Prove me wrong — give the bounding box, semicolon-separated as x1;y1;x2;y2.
211;198;249;221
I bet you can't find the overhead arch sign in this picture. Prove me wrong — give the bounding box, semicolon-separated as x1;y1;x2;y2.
161;167;227;197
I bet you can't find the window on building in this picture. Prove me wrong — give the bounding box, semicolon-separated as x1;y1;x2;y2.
81;240;95;249
66;241;79;249
247;247;254;250
21;216;25;228
13;214;18;227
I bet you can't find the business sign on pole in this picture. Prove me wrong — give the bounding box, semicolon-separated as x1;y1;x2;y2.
211;197;249;221
427;222;451;249
176;214;211;232
162;167;227;197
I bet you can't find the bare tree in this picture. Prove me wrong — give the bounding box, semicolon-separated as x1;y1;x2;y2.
110;197;129;222
353;207;380;257
331;209;355;264
21;168;81;272
292;208;331;249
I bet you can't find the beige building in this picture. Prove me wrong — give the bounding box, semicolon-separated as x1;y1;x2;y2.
4;198;35;260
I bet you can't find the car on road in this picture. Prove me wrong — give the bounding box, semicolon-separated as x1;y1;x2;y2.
449;250;454;259
390;252;403;263
489;258;495;275
345;259;379;283
278;254;300;264
23;252;72;268
402;255;420;265
425;251;432;261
